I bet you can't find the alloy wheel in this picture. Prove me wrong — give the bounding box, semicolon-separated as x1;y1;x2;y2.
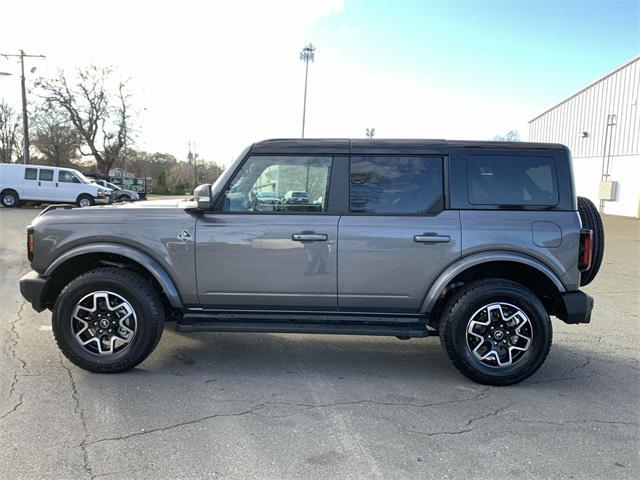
465;302;533;368
71;291;137;355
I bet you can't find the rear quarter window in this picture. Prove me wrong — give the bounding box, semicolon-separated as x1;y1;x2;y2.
467;155;558;206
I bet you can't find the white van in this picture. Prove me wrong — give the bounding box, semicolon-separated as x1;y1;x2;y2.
0;164;112;208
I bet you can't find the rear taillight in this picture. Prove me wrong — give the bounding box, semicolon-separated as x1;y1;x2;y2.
27;229;34;262
579;229;593;271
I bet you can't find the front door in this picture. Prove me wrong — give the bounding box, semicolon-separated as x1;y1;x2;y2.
338;155;461;313
196;155;338;310
56;169;83;202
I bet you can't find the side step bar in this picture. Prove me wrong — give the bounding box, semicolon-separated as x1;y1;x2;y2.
176;312;436;338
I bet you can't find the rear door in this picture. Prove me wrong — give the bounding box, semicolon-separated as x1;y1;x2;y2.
27;168;57;201
338;155;461;313
22;167;40;200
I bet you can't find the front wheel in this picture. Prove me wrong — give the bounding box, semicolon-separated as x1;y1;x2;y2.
77;194;95;207
52;268;165;373
439;279;552;386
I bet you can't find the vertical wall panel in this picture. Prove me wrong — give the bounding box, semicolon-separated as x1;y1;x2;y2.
530;56;640;157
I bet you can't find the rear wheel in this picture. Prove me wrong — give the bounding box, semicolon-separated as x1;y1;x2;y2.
439;279;552;386
52;268;165;373
577;196;604;286
77;194;95;207
1;190;19;208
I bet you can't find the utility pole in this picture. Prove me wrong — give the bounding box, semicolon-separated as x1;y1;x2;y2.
187;142;193;190
0;50;46;164
299;43;315;138
366;128;376;139
193;141;199;188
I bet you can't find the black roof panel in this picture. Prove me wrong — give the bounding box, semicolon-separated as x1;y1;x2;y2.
250;138;567;154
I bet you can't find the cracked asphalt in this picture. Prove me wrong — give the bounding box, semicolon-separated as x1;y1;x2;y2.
1;208;638;479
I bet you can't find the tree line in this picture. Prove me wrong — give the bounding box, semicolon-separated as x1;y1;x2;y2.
0;65;224;194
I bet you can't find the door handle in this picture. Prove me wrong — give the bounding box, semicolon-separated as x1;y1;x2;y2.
38;181;41;186
413;234;451;243
292;233;328;242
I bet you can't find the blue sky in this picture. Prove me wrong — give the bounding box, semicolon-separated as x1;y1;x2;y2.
1;0;638;162
308;0;639;131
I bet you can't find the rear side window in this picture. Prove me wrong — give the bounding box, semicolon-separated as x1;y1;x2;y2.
24;168;37;180
350;156;443;214
467;155;558;206
58;170;80;183
39;169;54;181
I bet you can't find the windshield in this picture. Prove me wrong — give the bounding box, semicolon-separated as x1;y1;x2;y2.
73;170;92;184
106;182;121;191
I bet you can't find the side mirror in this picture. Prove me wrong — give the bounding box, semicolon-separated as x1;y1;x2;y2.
193;184;213;210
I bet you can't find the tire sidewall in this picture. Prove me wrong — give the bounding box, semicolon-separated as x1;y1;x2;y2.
77;195;94;207
2;191;18;207
447;286;551;380
54;277;158;368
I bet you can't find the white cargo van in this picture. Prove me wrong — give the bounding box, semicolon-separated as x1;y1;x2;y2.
0;164;112;208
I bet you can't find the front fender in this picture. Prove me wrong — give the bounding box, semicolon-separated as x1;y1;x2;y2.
420;251;566;313
43;242;184;309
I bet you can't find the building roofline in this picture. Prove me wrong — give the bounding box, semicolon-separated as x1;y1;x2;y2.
528;54;640;124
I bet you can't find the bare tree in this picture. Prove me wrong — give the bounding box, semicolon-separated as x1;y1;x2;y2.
37;66;133;174
492;130;521;142
31;105;81;166
0;100;20;162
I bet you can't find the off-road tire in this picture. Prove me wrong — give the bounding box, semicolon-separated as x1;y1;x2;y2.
577;196;604;286
439;279;552;386
1;189;19;208
52;267;165;373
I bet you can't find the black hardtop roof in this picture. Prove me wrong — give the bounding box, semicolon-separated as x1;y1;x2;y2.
250;138;567;155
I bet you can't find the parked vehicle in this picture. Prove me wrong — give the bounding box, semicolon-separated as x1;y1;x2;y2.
19;139;603;385
0;164;112;207
283;190;309;204
91;179;139;202
255;190;279;205
85;173;147;199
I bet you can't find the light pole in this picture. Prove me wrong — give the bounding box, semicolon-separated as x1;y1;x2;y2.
0;50;45;164
366;128;376;139
299;43;315;138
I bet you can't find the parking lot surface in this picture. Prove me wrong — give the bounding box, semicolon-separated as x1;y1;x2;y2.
1;207;638;479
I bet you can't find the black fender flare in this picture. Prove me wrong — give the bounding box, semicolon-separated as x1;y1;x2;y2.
43;243;185;309
420;251;566;313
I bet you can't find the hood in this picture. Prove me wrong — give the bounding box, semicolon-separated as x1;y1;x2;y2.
113;198;187;208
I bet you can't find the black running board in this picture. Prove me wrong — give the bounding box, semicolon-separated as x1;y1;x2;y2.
176;312;435;338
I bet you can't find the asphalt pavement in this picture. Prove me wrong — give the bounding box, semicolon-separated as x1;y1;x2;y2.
1;207;638;479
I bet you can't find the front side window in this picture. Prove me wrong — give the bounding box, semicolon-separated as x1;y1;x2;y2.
221;156;332;213
350;156;443;214
24;168;37;180
39;169;54;181
58;170;81;183
467;155;558;206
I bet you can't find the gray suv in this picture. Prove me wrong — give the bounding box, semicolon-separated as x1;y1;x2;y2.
19;139;603;385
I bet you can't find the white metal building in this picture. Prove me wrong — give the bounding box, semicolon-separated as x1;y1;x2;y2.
529;55;640;218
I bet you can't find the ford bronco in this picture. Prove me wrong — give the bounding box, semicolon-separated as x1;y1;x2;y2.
19;139;603;385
